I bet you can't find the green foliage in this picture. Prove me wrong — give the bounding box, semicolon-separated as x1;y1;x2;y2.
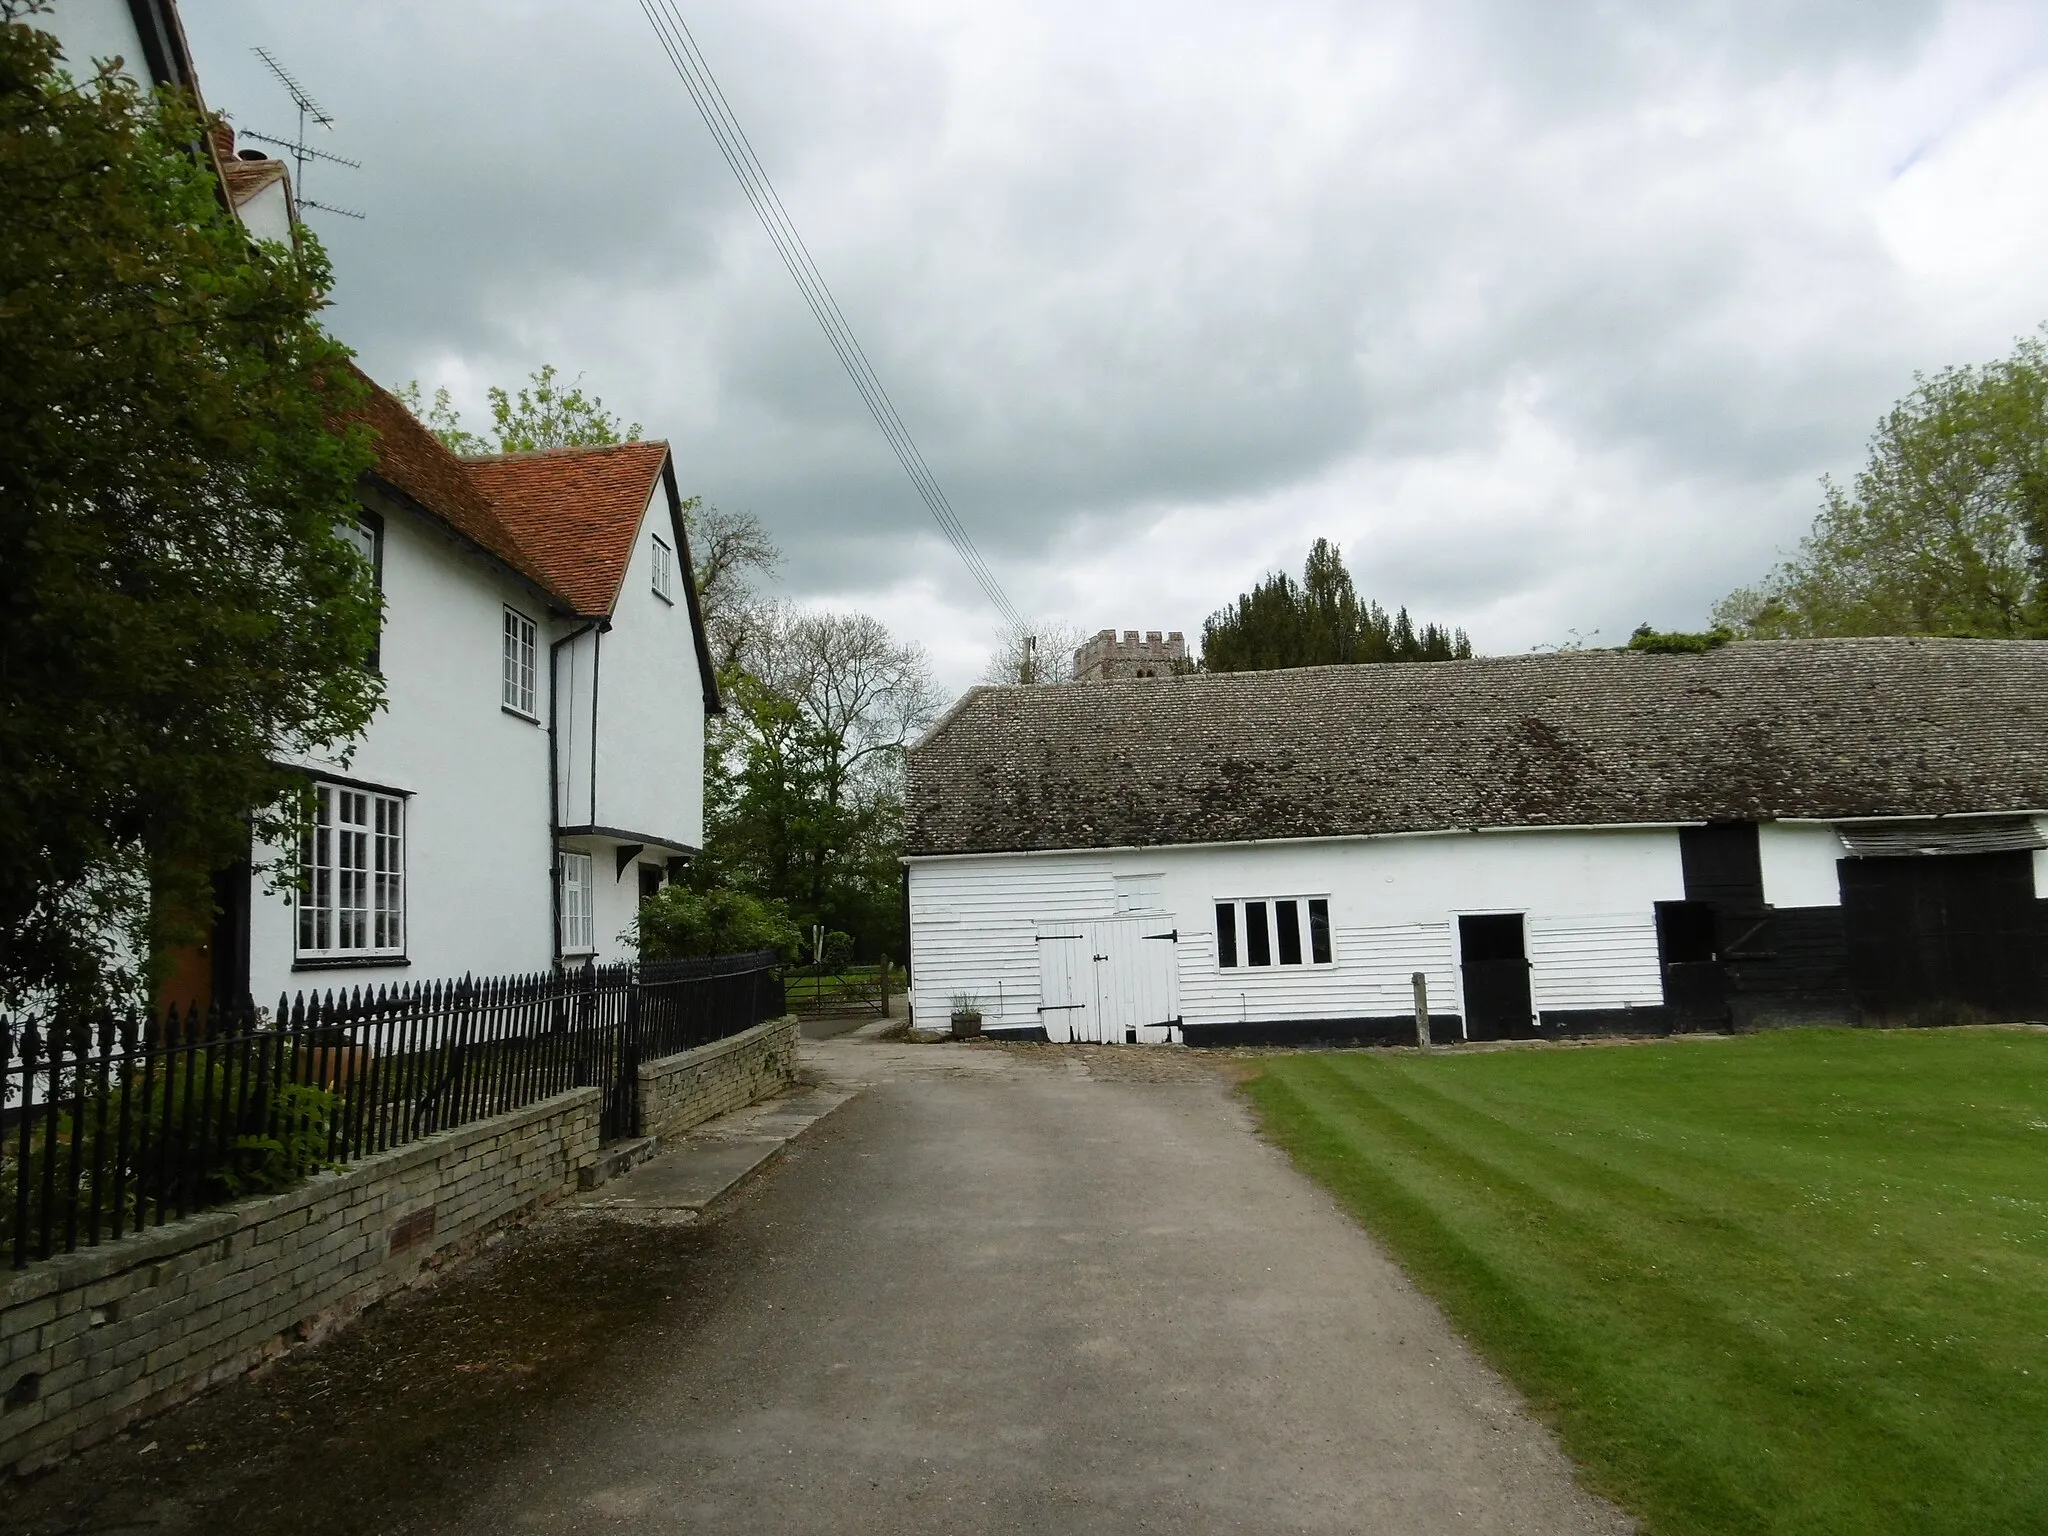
1716;329;2048;639
0;1049;339;1247
0;18;382;1014
697;609;935;961
1202;539;1473;671
1626;624;1732;654
630;883;803;962
397;363;640;457
1248;1030;2048;1536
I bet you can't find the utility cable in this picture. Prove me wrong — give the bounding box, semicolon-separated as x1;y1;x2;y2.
638;1;1027;633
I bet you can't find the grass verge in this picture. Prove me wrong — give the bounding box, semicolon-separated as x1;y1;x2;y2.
1244;1029;2048;1536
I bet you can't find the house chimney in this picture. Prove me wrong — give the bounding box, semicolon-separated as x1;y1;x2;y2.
208;119;235;161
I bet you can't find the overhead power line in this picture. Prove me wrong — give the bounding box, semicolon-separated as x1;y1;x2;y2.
637;2;1027;634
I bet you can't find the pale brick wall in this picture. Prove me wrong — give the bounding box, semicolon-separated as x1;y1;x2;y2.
637;1016;799;1140
0;1087;601;1475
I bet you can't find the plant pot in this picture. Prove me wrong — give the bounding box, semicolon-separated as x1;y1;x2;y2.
950;1011;983;1039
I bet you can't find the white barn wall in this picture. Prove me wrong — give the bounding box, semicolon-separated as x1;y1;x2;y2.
908;826;1686;1036
1759;822;1846;907
249;500;557;1003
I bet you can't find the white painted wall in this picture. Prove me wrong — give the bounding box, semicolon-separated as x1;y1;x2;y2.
553;486;704;854
1758;822;1845;907
247;497;557;1003
34;1;146;84
236;175;294;246
907;826;1687;1038
560;840;667;966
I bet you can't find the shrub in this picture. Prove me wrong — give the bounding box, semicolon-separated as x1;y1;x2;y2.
629;885;803;962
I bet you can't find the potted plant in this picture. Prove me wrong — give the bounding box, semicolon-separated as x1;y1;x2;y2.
949;994;985;1039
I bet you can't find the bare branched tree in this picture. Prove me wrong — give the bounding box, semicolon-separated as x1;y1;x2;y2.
981;622;1087;685
683;500;780;672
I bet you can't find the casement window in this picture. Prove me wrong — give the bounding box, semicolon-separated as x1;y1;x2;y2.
1215;897;1332;969
559;851;595;954
298;784;405;959
338;514;383;670
651;535;673;602
502;606;537;718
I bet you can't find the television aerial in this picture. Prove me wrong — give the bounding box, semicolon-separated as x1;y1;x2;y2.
246;46;364;221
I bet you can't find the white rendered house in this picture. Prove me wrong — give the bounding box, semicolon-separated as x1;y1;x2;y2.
904;640;2048;1043
216;381;720;1007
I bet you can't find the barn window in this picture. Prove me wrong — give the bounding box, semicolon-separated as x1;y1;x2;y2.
1216;897;1333;969
1244;901;1272;965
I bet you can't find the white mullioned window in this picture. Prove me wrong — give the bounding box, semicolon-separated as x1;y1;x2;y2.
1215;896;1332;970
559;850;595;954
502;605;537;717
298;784;405;959
651;535;673;602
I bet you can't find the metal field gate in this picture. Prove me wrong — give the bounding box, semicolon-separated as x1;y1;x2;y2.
1036;917;1181;1043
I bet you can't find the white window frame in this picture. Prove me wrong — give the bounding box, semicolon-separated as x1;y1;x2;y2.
559;850;595;955
651;535;673;603
502;605;537;718
1214;895;1333;970
297;783;405;961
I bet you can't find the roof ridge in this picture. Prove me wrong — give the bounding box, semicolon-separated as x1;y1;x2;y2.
462;439;669;464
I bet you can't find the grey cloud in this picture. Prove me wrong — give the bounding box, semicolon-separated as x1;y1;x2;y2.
175;0;2048;669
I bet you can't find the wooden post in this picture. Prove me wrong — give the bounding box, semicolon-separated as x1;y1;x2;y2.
879;954;891;1019
1412;971;1431;1050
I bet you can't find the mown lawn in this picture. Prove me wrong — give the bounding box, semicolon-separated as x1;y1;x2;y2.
1244;1029;2048;1536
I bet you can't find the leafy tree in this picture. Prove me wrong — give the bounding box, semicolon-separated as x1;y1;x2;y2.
697;607;937;959
396;362;641;456
1627;625;1732;654
630;885;803;963
1;13;381;1017
1715;330;2048;638
1202;539;1473;671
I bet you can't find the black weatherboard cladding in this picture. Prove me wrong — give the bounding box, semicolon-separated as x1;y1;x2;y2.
907;638;2048;857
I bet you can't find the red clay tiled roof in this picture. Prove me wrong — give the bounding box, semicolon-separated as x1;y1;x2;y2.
342;373;578;610
221;156;287;209
463;441;672;618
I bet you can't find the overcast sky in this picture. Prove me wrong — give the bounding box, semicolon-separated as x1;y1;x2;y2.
171;0;2048;691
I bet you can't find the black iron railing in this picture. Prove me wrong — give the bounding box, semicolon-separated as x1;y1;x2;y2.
1;952;782;1268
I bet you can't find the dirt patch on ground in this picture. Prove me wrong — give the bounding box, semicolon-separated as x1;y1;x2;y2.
959;1039;1249;1082
8;1211;740;1536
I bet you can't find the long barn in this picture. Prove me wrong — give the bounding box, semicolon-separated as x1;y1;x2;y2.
903;638;2048;1044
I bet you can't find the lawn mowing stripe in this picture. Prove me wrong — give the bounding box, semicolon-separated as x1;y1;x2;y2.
1246;1041;2048;1536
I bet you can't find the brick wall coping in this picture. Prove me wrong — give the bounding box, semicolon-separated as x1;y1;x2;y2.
637;1015;798;1086
0;1086;602;1311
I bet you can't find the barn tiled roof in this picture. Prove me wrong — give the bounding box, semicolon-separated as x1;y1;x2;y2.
905;638;2048;856
464;442;671;617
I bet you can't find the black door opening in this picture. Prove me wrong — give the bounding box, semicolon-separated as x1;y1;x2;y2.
1459;913;1533;1041
1839;850;2043;1025
1655;899;1728;1031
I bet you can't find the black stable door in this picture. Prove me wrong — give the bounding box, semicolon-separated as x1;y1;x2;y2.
1460;913;1534;1040
1839;851;2043;1025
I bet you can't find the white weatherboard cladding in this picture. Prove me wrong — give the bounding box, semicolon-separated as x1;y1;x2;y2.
1758;821;1846;908
554;487;704;853
1527;913;1663;1011
249;502;555;1002
907;826;1685;1036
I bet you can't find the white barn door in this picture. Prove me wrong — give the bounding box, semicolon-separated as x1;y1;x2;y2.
1036;926;1094;1042
1091;917;1180;1043
1038;917;1179;1043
